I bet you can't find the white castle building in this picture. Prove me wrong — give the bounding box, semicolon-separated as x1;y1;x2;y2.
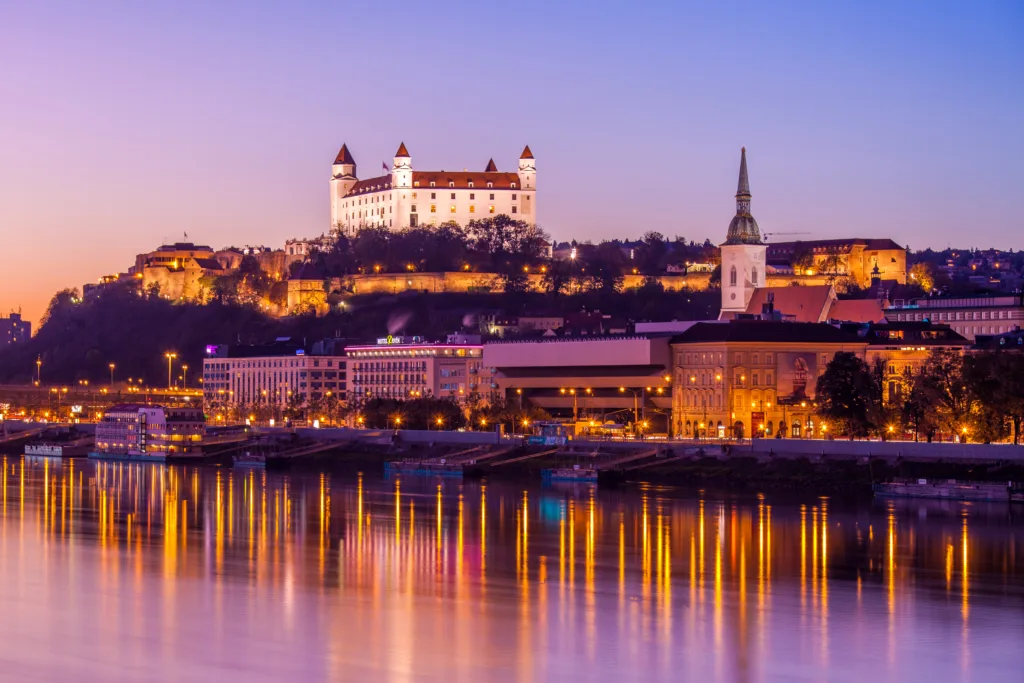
329;142;536;235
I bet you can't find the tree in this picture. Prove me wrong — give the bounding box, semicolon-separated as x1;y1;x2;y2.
582;241;626;293
917;348;975;440
789;243;815;274
541;259;572;297
635;231;669;275
909;262;935;293
815;352;877;437
40;288;79;327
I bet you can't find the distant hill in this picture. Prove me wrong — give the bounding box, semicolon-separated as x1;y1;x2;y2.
0;284;719;385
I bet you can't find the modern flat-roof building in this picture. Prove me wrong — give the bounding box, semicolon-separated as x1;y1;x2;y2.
885;294;1024;341
483;335;674;430
330;142;536;235
345;334;491;403
1;313;30;345
202;341;346;418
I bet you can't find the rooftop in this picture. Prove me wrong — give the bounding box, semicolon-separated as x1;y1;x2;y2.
671;320;864;345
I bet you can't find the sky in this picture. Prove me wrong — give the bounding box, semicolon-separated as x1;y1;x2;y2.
1;0;1022;325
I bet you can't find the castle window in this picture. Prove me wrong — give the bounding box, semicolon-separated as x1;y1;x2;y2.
450;193;456;200
414;181;420;187
430;205;436;213
449;181;455;188
752;267;758;286
489;206;495;214
431;193;436;199
430;182;436;187
512;206;518;214
512;193;517;200
729;266;738;286
489;193;495;200
411;205;417;212
511;183;516;189
412;192;417;199
468;181;474;188
469;193;475;200
469;205;475;213
450;205;456;213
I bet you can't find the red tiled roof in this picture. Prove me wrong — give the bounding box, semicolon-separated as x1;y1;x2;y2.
343;171;524;197
744;285;836;323
828;298;886;323
485;158;498;172
395;142;410;157
520;145;534;160
334;144;355;165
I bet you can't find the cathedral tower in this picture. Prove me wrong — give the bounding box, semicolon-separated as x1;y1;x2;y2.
720;147;766;316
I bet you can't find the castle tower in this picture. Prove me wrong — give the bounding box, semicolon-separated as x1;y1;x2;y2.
517;145;536;190
392;141;412;188
720;147;766;316
330;143;358;232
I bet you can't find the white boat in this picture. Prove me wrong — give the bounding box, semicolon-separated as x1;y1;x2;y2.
25;443;89;458
233;453;267;468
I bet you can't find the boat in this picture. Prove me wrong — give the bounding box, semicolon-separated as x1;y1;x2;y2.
385;458;464;477
874;478;1021;503
88;451;168;463
233;452;267;468
542;465;599;483
24;442;89;458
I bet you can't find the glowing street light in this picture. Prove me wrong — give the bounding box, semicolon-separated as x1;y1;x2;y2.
164;352;178;390
109;362;116;387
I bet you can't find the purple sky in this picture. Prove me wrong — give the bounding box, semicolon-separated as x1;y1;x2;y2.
2;0;1021;325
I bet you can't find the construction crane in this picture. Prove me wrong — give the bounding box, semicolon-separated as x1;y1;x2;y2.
761;231;810;242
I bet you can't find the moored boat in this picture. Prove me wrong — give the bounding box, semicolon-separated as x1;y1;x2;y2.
542;465;598;483
24;442;90;458
233;453;267;468
875;478;1020;503
385;458;464;477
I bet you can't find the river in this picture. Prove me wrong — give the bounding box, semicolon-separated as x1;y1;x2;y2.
0;456;1021;682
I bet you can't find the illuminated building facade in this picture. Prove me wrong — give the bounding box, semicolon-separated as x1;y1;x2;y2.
330;142;536;235
885;293;1024;341
202;342;346;413
670;321;868;439
345;334;491;402
94;404;205;455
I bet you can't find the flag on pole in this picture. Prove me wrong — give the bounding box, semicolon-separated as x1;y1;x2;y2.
382;161;389;173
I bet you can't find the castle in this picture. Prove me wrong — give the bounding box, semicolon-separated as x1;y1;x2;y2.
329;142;537;235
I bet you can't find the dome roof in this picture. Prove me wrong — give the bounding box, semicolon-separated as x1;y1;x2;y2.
726;214;761;245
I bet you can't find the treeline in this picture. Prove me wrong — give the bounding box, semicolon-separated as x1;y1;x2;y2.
0;281;719;386
816;349;1024;443
295;221;718;291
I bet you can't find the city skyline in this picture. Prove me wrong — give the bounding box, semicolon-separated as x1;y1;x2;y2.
2;0;1022;325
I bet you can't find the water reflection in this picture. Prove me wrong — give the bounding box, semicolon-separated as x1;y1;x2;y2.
1;456;1023;682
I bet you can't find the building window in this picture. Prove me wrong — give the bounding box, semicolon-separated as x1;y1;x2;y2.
511;183;516;189
468;182;474;188
430;205;436;213
469;193;475;200
729;266;738;286
411;205;417;212
487;182;493;188
469;205;475;213
450;193;456;200
449;181;455;188
512;206;517;213
431;192;436;199
512;193;517;200
489;206;495;214
752;267;758;286
413;181;420;187
430;181;436;187
450;205;456;213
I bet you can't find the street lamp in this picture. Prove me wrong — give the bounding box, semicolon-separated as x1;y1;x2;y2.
164;352;177;390
109;363;116;387
36;355;42;385
434;416;444;431
182;364;188;390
